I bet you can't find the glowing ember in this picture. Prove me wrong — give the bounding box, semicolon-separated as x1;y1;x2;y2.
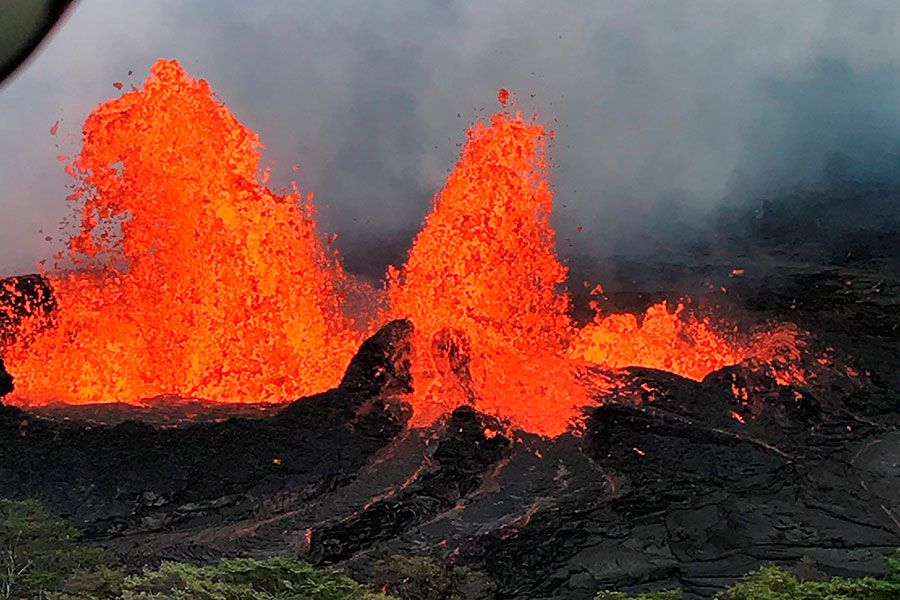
3;60;359;405
1;64;808;437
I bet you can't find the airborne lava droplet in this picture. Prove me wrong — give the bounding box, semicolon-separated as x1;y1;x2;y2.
498;87;510;106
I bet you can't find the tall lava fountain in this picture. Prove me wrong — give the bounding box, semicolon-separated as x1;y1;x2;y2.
3;60;360;405
388;109;592;435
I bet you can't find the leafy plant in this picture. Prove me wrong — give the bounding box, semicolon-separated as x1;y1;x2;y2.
371;556;494;600
721;560;900;600
0;499;107;599
115;557;393;600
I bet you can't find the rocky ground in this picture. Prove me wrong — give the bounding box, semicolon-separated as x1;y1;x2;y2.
0;257;897;599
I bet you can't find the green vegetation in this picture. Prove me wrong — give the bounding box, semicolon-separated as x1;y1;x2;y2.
0;499;106;599
4;498;900;600
720;560;900;600
0;500;391;600
595;554;900;600
371;556;494;600
57;558;393;600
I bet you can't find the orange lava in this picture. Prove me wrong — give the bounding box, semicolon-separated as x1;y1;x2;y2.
569;301;806;384
3;60;359;405
389;104;806;435
1;62;808;437
388;112;590;435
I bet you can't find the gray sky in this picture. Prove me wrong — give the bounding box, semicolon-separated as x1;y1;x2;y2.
3;0;900;275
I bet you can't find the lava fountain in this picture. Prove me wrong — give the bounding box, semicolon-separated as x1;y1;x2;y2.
388;101;805;435
1;61;806;436
3;60;360;405
388;110;592;435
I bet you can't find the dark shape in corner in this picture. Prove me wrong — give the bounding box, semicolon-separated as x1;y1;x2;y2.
0;1;77;87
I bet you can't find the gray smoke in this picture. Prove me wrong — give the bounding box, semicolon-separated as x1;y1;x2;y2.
1;0;899;276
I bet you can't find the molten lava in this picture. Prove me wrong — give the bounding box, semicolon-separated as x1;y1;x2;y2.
387;107;806;435
388;112;590;435
572;302;741;380
3;60;359;405
1;61;807;436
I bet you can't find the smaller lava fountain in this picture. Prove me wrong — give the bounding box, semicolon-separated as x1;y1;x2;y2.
387;104;806;435
1;60;807;437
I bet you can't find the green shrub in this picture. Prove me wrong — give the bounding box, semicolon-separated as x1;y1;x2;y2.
0;499;108;599
112;557;393;600
721;558;900;600
371;556;494;600
53;565;126;599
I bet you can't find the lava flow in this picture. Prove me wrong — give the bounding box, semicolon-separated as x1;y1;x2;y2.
1;60;806;436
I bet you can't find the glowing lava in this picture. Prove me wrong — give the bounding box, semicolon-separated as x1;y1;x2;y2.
388;107;805;435
569;301;805;383
388;112;590;435
1;61;807;437
3;60;359;405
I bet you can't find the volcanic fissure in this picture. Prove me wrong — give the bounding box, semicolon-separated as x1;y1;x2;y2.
0;60;813;437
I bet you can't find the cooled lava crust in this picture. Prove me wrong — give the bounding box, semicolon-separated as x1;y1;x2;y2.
1;267;898;599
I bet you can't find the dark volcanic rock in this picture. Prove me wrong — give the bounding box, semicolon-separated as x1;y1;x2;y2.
0;273;55;348
439;399;898;599
0;319;415;545
337;319;414;398
22;398;281;427
0;356;11;397
308;405;510;565
0;396;404;539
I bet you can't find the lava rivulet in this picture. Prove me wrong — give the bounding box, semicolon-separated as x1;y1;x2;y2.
1;61;806;436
